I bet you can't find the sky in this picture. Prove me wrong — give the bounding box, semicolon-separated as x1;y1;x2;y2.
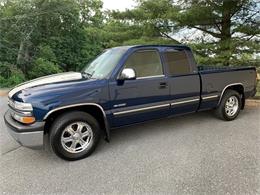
102;0;136;11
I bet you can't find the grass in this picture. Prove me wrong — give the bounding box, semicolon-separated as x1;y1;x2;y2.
256;81;260;98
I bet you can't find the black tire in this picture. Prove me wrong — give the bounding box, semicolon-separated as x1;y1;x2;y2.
49;111;101;161
215;89;242;121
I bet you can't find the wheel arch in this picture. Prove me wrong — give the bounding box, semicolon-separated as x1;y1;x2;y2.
43;103;110;141
218;83;245;109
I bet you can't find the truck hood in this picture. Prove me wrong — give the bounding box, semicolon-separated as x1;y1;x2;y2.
8;72;83;99
8;72;108;121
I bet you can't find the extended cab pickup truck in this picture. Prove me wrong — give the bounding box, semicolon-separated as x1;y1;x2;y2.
4;45;257;160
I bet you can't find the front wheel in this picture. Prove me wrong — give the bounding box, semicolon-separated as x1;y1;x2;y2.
49;111;101;161
215;89;242;121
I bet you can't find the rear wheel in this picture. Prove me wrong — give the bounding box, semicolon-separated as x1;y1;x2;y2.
215;89;242;121
49;111;101;161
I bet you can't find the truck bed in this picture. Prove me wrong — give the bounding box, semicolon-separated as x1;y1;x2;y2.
197;65;257;111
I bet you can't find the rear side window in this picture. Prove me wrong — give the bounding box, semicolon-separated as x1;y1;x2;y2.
124;50;163;78
164;50;191;75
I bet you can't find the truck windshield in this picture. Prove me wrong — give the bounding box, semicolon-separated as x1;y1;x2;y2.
82;47;127;79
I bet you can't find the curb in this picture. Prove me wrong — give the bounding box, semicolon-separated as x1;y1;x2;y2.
0;89;9;97
246;99;260;107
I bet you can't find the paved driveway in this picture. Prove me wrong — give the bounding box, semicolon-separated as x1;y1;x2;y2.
0;96;259;194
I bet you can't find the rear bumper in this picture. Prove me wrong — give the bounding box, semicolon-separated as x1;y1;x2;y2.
4;110;45;149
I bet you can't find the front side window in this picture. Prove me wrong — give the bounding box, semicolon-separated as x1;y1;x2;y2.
164;50;191;76
124;50;163;78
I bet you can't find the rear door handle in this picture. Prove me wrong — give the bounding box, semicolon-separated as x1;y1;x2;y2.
159;82;168;89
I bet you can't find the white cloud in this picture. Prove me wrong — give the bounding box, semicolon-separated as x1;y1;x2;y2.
102;0;136;11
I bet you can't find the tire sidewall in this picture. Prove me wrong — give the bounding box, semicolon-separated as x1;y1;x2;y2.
50;112;100;161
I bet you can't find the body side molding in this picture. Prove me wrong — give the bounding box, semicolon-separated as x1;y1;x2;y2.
202;95;219;100
171;98;200;106
113;103;169;116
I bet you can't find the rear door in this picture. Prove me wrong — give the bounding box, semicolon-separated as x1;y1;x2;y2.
163;49;201;115
109;49;170;127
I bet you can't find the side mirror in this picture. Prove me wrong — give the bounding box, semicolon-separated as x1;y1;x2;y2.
118;68;136;80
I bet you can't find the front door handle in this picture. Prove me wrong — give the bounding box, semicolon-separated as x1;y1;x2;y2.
159;82;168;89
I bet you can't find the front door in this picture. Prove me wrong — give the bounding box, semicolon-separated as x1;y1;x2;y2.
109;49;170;127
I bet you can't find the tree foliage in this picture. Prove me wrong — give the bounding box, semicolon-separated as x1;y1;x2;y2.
0;0;259;87
0;0;105;87
111;0;260;66
0;62;25;87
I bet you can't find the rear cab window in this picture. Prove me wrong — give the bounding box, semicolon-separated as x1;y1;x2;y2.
163;49;192;76
124;50;163;78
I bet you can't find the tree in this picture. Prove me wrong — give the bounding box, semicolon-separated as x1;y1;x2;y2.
175;0;260;66
112;0;260;66
0;0;105;85
109;0;180;45
1;0;259;87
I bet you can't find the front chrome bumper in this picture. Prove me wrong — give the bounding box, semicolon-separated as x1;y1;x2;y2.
4;110;45;149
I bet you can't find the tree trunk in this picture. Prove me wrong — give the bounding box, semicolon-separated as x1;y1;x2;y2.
16;40;31;74
16;41;24;66
220;0;233;66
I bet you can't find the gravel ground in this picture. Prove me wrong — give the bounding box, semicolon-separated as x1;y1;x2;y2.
0;96;259;195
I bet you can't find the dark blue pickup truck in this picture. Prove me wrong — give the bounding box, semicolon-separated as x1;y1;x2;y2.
4;45;257;160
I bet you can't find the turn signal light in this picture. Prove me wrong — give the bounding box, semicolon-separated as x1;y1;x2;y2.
21;116;36;124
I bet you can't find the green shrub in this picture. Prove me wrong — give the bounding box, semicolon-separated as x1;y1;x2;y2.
0;76;6;87
37;45;57;63
0;62;25;87
28;58;62;79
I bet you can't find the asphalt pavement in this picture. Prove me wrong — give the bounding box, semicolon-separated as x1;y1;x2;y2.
0;96;259;194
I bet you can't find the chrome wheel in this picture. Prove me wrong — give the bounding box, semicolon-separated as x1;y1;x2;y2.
225;96;239;117
61;122;93;153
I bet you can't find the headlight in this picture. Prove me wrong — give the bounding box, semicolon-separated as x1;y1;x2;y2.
8;99;35;124
9;100;33;111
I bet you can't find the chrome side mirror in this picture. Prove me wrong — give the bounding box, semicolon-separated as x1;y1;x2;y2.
118;68;136;80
